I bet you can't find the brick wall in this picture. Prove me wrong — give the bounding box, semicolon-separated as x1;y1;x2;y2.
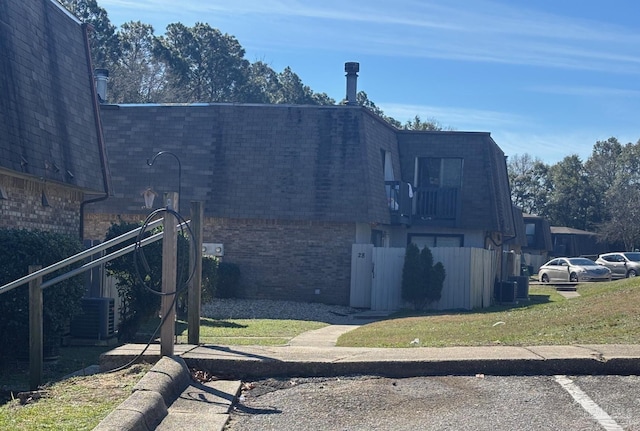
0;173;82;236
83;212;356;305
204;217;355;305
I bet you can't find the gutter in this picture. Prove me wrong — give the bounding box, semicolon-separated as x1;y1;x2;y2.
79;23;112;239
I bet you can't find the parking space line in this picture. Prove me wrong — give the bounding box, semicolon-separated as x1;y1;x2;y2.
554;375;623;431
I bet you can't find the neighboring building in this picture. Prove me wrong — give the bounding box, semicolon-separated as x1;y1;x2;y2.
550;226;612;259
0;0;110;237
84;66;517;306
522;213;554;272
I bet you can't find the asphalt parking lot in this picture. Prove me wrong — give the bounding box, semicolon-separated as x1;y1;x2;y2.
225;374;640;430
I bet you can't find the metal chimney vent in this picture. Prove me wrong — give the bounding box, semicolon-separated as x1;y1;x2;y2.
345;62;359;105
94;68;109;103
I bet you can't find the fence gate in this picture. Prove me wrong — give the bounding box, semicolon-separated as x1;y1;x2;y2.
370;247;406;310
349;244;373;308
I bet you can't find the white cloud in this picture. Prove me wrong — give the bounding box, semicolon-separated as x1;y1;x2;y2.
377;101;637;164
379;102;528;130
103;0;640;73
529;85;640;98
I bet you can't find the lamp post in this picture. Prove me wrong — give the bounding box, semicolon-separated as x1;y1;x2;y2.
146;151;182;355
147;151;182;213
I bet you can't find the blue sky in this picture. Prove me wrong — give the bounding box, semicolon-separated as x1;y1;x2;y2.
101;0;640;164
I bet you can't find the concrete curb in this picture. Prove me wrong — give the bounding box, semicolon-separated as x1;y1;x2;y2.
94;356;190;431
100;344;640;381
133;355;192;406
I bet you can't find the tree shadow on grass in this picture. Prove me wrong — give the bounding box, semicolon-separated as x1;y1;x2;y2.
388;293;554;320
173;318;249;336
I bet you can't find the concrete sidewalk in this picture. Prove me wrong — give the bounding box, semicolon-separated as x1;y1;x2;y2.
94;322;640;431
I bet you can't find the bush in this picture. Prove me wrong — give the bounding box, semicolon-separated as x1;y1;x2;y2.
104;221;189;342
201;257;218;301
0;229;85;364
175;256;218;319
401;243;446;311
104;220;240;340
214;262;240;298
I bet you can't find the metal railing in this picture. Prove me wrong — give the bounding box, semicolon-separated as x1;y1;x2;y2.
0;217;191;389
414;187;458;220
0;218;173;294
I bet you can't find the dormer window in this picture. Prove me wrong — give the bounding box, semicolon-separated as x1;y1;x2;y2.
413;158;463;221
416;158;463;188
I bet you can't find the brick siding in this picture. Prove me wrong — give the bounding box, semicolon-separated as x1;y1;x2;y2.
0;173;82;236
84;213;355;305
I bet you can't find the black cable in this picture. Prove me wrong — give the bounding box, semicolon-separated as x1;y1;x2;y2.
134;207;197;296
104;292;179;374
103;206;198;373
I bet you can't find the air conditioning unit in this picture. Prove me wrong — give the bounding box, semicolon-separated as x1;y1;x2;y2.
202;242;224;257
70;297;115;340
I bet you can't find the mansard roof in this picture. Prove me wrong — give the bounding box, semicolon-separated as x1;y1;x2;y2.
0;0;108;193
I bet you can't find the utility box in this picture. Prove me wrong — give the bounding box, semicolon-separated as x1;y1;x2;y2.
70;297;115;340
494;281;518;305
202;243;224;257
509;275;530;301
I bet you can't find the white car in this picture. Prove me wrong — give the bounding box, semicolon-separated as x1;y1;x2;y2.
595;252;640;279
538;257;611;283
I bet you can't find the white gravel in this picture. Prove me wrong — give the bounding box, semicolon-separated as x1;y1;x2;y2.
201;298;365;324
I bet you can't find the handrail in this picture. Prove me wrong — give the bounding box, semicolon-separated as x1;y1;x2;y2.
0;218;190;294
41;231;163;288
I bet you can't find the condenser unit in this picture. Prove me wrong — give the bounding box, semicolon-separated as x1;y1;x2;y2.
70;297;115;340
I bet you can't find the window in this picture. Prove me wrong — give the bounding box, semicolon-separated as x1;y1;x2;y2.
416;158;463;188
525;223;536;247
601;255;616;263
382;150;398;210
408;233;463;248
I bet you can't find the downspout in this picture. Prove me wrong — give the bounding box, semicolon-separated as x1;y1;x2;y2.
79;23;111;239
498;157;520;283
484;152;520;285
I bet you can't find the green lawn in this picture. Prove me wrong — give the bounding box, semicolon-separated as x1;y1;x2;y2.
0;364;149;431
337;278;640;348
180;317;327;345
140;317;328;346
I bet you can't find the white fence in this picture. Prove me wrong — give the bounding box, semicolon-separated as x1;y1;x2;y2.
522;253;547;274
350;245;498;311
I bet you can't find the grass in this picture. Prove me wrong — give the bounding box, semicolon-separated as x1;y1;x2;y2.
0;364;150;431
0;316;323;429
140;316;328;346
337;278;640;348
0;345;145;431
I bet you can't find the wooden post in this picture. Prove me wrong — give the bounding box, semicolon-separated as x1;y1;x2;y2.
161;192;178;356
28;265;43;391
188;201;204;345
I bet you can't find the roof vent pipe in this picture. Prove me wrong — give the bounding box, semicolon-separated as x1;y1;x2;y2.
345;62;359;105
94;68;109;103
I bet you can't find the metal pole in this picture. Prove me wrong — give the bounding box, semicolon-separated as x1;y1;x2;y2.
188;201;204;344
147;151;182;213
160;192;178;356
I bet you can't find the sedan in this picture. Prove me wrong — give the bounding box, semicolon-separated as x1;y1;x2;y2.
595;252;640;279
538;257;611;283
